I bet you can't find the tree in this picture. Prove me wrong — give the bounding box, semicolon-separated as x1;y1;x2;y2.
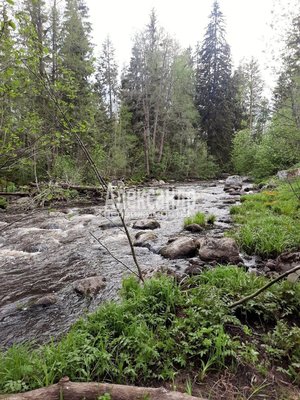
122;9;177;176
234;57;267;136
95;36;119;120
195;0;235;165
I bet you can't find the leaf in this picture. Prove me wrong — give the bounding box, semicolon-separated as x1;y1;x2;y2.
6;0;14;4
8;20;16;30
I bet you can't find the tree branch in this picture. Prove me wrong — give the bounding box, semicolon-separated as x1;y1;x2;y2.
229;265;300;308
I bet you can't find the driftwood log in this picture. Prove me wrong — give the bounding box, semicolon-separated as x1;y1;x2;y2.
29;182;105;194
0;192;29;197
1;377;206;400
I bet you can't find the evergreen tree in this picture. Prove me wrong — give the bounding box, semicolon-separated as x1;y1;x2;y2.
60;0;94;124
195;0;235;165
95;36;119;120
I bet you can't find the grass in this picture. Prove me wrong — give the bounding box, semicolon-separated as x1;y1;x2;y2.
229;178;300;257
1;267;300;396
184;212;216;227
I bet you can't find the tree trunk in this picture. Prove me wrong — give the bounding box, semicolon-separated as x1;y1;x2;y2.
1;377;206;400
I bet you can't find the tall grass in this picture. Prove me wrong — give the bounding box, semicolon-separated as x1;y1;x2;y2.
229;179;300;257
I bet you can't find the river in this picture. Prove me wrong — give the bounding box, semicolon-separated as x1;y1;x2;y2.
0;180;242;349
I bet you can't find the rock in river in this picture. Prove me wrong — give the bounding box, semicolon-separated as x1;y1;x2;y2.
134;231;158;248
160;237;198;259
74;276;106;296
132;219;160;230
184;223;204;233
198;237;242;264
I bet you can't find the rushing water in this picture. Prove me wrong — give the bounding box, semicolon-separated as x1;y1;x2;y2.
0;181;241;349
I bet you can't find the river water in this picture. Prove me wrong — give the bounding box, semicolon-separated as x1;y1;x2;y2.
0;181;241;349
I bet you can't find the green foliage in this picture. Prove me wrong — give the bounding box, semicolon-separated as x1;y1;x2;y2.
0;197;8;209
1;267;300;393
52;155;84;184
232;129;257;175
229;180;300;256
232;98;300;180
184;212;216;227
263;321;300;383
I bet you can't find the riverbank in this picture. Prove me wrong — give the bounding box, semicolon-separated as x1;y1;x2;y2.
1;177;300;399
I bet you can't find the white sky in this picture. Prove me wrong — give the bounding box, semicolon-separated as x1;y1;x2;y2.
86;0;296;92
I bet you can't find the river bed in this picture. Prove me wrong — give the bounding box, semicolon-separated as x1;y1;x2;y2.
0;181;244;349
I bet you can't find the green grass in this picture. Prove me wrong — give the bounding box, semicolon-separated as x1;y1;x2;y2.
1;267;300;394
229;179;300;257
184;212;216;227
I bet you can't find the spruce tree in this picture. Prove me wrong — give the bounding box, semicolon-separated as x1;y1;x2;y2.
195;0;235;165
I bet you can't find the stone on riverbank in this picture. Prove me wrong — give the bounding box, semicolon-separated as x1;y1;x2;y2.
160;237;198;259
198;237;242;264
74;276;106;296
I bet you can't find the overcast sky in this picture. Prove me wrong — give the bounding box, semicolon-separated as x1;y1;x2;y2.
86;0;294;92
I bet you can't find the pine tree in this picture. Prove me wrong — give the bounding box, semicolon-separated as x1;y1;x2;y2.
95;36;119;120
60;0;94;122
195;0;235;165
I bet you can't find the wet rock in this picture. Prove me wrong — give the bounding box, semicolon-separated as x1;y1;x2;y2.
132;219;160;230
40;223;61;230
159;180;166;185
277;167;300;180
184;259;206;276
160;237;198;259
33;294;58;307
219;217;232;224
77;208;97;215
198;237;242;264
223;198;237;205
74;276;106;296
134;231;158;248
265;259;277;271
275;252;300;273
229;190;241;196
174;194;188;200
224;176;243;192
23;243;48;253
184;223;204;233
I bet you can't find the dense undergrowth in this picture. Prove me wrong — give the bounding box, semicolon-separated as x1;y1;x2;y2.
229;178;300;257
1;267;300;395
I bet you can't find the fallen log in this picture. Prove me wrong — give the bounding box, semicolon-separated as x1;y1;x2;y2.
1;377;205;400
0;192;29;197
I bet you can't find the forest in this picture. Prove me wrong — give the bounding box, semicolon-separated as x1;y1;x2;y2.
1;1;300;400
0;0;299;187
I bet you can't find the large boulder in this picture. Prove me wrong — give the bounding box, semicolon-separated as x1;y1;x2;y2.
275;252;300;272
198;237;242;264
277;167;300;180
74;276;106;296
132;219;160;230
160;237;198;259
224;175;243;192
134;231;158;248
